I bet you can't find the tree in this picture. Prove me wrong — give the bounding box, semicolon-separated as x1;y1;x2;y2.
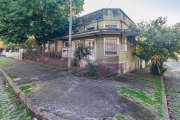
0;0;84;45
134;17;180;75
0;0;30;44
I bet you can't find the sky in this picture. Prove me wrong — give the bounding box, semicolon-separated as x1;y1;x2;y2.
80;0;180;25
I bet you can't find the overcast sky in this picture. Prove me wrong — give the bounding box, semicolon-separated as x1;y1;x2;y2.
80;0;180;25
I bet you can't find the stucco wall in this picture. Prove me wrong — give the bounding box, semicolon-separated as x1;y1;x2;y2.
74;9;134;33
71;34;136;66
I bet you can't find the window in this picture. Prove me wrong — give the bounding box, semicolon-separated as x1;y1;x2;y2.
104;38;118;55
72;40;80;50
88;41;95;48
122;36;127;52
124;61;128;72
64;41;69;47
75;42;79;49
105;25;118;29
73;29;79;34
86;27;96;31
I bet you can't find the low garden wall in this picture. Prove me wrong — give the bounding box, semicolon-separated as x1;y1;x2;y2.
1;52;22;60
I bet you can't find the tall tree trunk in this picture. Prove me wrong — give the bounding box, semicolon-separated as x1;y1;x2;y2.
42;44;46;64
156;60;161;75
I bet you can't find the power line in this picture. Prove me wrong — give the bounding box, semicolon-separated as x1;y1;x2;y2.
107;0;113;8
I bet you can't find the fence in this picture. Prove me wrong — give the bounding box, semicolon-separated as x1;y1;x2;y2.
22;43;121;78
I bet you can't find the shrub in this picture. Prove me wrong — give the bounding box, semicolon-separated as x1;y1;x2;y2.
150;64;167;75
87;63;99;77
74;42;92;60
22;52;28;59
72;67;77;74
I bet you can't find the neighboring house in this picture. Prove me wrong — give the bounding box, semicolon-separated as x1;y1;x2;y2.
49;8;139;74
0;41;3;48
0;41;4;54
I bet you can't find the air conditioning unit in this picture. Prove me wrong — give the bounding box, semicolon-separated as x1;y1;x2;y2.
62;47;72;58
62;47;69;57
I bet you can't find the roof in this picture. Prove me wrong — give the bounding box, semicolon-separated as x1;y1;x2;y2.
59;29;138;40
79;8;135;24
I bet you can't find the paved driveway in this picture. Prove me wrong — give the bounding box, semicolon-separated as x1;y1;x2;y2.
0;56;156;120
29;74;155;120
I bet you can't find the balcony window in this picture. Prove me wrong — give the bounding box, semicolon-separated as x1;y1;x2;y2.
73;29;79;34
105;25;118;29
85;27;96;31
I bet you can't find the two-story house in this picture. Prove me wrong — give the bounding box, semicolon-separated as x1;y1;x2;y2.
48;8;139;74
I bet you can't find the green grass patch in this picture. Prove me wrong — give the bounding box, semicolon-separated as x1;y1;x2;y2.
114;114;134;120
118;86;155;105
115;115;122;120
118;76;163;118
0;59;4;63
19;85;32;96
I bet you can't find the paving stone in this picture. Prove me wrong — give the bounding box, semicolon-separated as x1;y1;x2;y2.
0;76;33;120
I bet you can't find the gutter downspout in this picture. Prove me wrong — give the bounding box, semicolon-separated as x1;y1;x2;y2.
120;20;123;43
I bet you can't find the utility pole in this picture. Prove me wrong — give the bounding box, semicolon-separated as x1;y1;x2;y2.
68;0;73;69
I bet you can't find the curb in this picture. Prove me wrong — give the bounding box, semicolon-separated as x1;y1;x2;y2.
161;77;170;120
0;68;64;120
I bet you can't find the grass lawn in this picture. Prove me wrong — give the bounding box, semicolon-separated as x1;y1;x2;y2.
115;73;163;120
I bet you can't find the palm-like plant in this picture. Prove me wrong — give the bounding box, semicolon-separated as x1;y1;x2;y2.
74;42;92;60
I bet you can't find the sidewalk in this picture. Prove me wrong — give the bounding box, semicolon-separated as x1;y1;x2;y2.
0;56;164;120
0;76;33;119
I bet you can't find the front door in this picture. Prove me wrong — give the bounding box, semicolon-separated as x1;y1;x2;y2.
85;40;96;60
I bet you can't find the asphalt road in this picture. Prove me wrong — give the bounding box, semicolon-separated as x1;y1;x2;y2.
164;61;180;120
164;61;180;69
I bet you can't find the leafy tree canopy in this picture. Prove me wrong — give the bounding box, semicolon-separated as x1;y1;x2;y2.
0;0;84;45
132;17;180;75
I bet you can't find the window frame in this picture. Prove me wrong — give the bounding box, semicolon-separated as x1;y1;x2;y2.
85;26;96;31
104;24;119;29
64;41;69;47
122;36;127;52
104;37;119;56
72;40;80;50
72;29;80;34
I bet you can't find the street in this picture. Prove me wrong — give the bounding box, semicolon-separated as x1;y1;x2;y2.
164;61;180;120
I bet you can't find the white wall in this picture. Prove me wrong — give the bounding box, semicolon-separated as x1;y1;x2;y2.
3;52;22;60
